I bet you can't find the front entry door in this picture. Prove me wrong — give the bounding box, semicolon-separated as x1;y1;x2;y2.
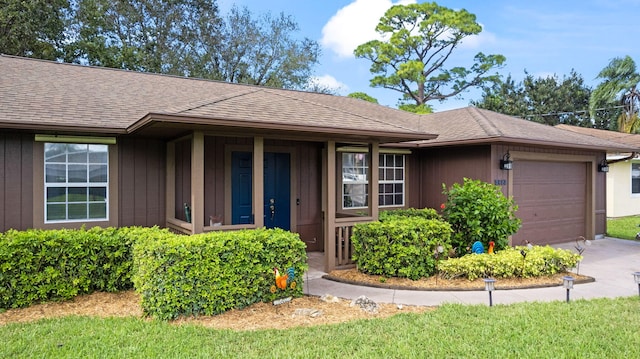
231;151;291;230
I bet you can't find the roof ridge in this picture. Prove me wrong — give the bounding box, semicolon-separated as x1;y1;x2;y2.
466;107;503;137
265;89;423;133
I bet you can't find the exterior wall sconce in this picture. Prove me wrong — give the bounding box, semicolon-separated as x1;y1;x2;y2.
633;272;640;296
563;276;574;303
598;159;609;173
483;278;496;306
500;153;513;170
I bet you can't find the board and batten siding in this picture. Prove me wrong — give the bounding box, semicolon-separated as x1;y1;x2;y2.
0;132;33;231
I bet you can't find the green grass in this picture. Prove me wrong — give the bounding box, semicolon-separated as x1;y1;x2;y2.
607;216;640;240
2;297;640;358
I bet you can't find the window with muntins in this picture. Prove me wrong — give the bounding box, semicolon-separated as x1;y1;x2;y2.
44;143;109;222
342;152;405;209
632;163;640;195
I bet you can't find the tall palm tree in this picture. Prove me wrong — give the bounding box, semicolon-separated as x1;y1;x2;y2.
590;56;640;133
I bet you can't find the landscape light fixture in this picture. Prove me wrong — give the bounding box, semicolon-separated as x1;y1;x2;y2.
563;276;574;303
500;153;513;170
633;272;640;297
598;159;609;173
483;278;496;306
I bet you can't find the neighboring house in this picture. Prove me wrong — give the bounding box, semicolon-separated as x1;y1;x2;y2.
556;125;640;218
1;55;636;271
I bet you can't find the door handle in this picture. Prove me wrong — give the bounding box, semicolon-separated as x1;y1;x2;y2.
269;198;275;220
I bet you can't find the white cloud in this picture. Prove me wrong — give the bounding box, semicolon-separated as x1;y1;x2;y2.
321;0;416;58
308;75;349;94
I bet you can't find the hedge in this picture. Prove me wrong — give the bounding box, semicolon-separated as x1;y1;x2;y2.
352;217;453;280
0;226;168;309
132;228;308;320
378;208;442;222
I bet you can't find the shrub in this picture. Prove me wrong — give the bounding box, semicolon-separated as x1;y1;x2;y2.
437;246;582;280
442;178;521;254
0;226;168;309
132;228;307;320
352;217;452;280
379;208;442;222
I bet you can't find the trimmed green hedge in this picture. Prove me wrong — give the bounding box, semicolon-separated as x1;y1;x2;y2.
0;226;167;309
437;246;582;280
379;208;442;221
132;228;308;320
352;217;453;280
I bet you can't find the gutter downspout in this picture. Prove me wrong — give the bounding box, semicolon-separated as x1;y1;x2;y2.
606;152;639;165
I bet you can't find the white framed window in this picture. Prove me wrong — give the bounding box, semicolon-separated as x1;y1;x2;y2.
44;143;109;222
341;152;405;209
632;163;640;195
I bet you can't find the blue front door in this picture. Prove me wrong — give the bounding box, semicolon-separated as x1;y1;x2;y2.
231;151;291;230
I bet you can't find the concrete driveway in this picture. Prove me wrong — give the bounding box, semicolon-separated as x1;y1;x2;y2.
303;237;640;306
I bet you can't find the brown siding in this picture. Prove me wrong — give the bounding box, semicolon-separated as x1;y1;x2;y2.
0;132;33;231
119;137;166;227
294;142;323;251
174;139;191;221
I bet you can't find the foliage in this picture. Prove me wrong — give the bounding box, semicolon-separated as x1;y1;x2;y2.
378;207;442;221
0;0;70;60
606;215;640;240
442;178;521;254
3;298;640;358
590;56;640;132
352;217;452;280
437;246;582;280
132;228;307;320
0;226;166;309
203;5;321;89
347;92;379;104
354;2;505;110
471;70;592;127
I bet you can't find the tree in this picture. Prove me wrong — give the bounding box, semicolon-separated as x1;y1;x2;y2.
70;0;220;75
590;56;640;133
348;92;379;104
472;70;592;127
0;0;70;60
354;2;505;113
200;6;321;89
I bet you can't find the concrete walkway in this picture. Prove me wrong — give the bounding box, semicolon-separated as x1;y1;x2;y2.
302;237;640;306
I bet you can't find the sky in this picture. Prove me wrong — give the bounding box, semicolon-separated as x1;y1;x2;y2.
218;0;640;112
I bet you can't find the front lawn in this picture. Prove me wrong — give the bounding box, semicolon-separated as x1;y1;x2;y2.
2;297;640;358
607;216;640;240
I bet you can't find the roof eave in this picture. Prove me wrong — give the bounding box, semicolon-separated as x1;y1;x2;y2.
414;136;637;152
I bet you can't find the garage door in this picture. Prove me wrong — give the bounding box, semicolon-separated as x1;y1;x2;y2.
512;160;587;245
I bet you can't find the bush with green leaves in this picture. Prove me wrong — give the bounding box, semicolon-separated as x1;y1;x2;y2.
0;226;167;309
442;178;521;254
132;228;308;320
437;246;582;280
379;207;442;221
352;217;452;280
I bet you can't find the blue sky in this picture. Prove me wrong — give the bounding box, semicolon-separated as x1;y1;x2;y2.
218;0;640;112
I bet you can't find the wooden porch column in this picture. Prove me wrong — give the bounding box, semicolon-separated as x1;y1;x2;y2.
369;142;380;219
323;140;337;272
191;131;205;234
253;137;265;228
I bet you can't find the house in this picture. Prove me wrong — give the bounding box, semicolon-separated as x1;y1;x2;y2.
556;125;640;218
1;55;636;271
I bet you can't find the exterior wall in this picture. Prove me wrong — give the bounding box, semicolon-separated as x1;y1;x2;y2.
118;137;166;227
607;160;640;217
0;132;33;231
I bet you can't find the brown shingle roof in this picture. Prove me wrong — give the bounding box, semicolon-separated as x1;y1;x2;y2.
0;55;430;141
555;124;640;148
414;107;637;152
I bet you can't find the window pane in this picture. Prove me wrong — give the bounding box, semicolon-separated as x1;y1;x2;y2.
68;187;87;202
68;164;87;182
385;168;394;180
395;183;403;193
633;164;640;194
89;187;107;201
46;204;66;221
395;155;403;167
67;144;88;163
395;169;403;180
394;194;403;205
45;143;67;163
45;164;66;183
89;203;107;219
46;187;66;203
68;203;87;219
88;145;108;163
89;165;108;183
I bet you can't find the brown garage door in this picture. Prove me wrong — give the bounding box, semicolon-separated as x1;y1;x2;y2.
512;160;586;245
